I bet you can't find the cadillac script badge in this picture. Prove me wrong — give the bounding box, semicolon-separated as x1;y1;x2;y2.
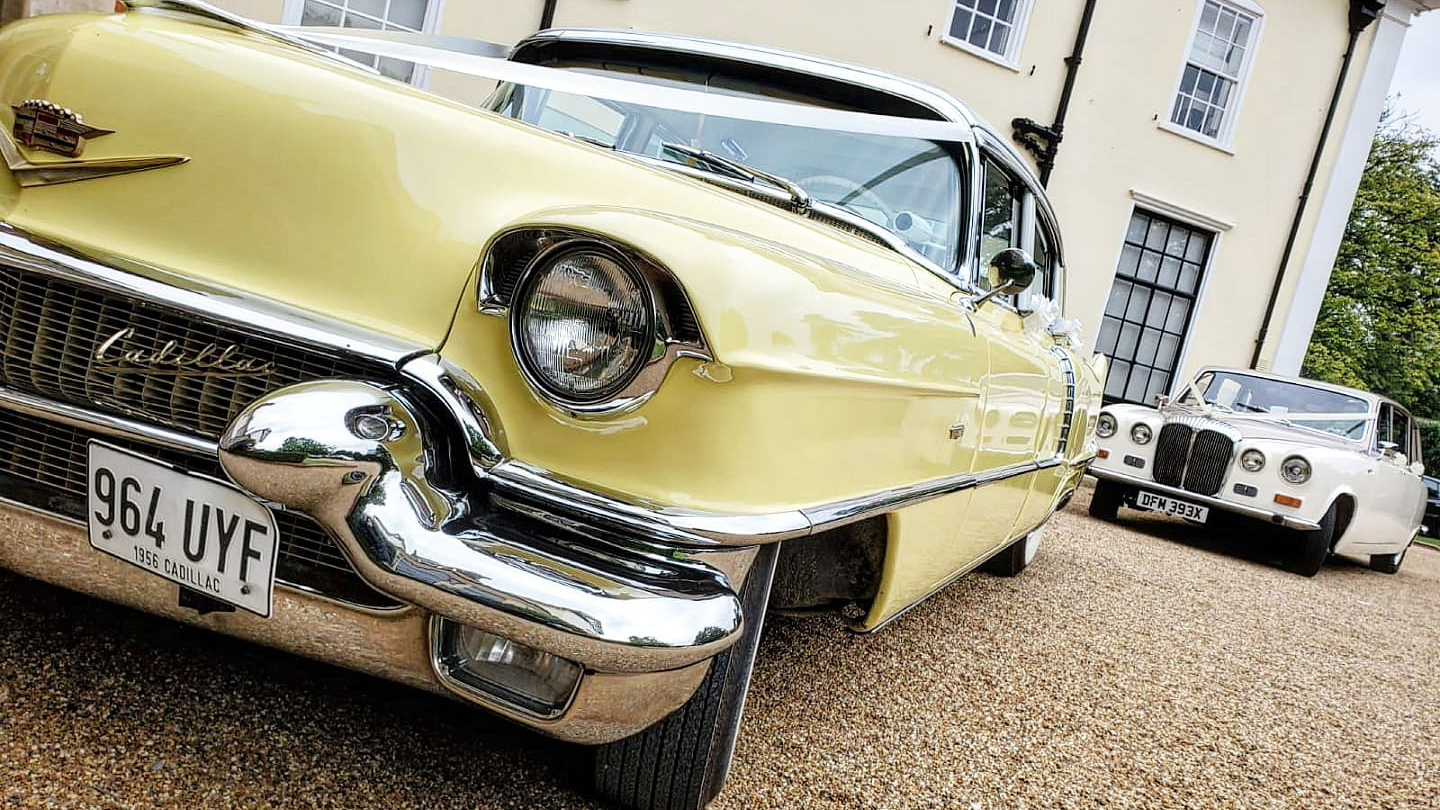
11;99;113;157
94;328;275;377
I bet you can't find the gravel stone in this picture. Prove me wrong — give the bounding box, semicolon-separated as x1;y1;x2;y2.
1;484;1437;809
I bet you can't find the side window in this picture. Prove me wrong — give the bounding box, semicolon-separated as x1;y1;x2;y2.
1377;404;1394;449
1393;408;1412;457
1022;215;1060;303
978;159;1022;280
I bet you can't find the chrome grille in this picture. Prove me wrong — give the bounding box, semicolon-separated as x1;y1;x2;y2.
1153;423;1191;486
0;407;400;609
0;266;383;438
1151;418;1237;497
1183;430;1233;495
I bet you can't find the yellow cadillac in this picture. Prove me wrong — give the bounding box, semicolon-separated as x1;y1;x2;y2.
0;3;1103;808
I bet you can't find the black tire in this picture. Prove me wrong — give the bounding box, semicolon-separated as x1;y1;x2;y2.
592;544;779;810
1284;503;1336;577
1369;540;1411;574
981;529;1041;576
1088;478;1124;521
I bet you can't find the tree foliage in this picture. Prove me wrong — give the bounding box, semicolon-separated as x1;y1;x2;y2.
1303;113;1440;419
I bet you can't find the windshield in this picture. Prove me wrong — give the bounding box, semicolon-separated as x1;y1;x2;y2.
494;69;965;269
1180;371;1373;441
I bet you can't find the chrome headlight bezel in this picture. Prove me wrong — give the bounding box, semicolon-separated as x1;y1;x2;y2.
1130;423;1153;445
1280;455;1312;484
1097;412;1117;439
1240;449;1266;473
510;242;658;407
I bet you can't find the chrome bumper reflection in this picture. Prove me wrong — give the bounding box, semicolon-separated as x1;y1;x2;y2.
1090;466;1322;531
218;380;748;673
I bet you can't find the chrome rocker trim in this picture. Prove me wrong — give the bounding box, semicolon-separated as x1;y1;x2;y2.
1090;467;1323;531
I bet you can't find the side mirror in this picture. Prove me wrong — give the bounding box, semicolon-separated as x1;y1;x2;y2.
970;248;1037;310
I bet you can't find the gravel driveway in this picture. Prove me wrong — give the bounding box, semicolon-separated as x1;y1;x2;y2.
2;486;1437;809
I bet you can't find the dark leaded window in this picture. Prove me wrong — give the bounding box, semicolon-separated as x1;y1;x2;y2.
1098;210;1213;405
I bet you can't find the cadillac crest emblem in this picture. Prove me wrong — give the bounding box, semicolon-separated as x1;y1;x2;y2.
11;99;113;157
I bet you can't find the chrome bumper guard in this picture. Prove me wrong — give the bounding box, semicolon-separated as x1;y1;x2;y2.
1090;466;1322;531
218;380;752;674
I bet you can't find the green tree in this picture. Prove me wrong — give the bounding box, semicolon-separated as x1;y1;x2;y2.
1304;112;1440;420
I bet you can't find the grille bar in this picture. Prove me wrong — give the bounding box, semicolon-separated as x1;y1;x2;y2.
1150;419;1236;497
0;266;387;439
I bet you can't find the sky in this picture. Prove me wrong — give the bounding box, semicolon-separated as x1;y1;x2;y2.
1389;9;1440;134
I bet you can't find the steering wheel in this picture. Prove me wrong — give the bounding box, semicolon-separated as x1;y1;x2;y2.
797;174;895;229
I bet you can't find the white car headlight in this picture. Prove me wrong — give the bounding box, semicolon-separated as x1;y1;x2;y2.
1130;423;1152;445
1280;455;1312;484
512;246;654;404
1240;449;1266;472
1097;413;1117;439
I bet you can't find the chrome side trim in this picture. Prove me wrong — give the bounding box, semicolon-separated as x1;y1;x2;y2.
0;223;424;367
1090;466;1323;531
219;381;748;672
0;125;188;188
490;456;1060;546
490;460;813;545
1051;346;1077;455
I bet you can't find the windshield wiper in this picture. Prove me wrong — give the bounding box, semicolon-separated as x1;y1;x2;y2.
659;142;811;213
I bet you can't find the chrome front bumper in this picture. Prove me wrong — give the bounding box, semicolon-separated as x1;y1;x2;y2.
1090;466;1322;531
0;501;711;744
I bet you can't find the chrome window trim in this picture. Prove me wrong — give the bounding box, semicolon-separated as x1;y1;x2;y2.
0;224;424;368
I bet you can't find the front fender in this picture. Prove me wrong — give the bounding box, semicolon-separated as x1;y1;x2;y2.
442;206;994;516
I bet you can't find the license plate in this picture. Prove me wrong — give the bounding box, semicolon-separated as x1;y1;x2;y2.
86;442;279;617
1135;490;1209;523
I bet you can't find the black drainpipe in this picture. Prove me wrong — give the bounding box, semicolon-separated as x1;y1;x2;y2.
1250;0;1384;369
539;0;559;30
1012;0;1099;187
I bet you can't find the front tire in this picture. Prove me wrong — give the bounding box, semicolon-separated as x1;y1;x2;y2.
1369;540;1411;574
592;544;779;810
981;526;1044;576
1284;503;1336;577
1088;478;1124;521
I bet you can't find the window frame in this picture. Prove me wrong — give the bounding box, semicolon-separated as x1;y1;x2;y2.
971;142;1066;313
940;0;1036;70
281;0;446;88
1160;0;1266;152
1098;207;1218;406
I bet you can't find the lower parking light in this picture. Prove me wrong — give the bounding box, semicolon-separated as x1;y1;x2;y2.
434;619;583;718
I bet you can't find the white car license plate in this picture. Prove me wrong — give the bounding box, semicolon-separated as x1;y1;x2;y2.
86;442;279;617
1135;490;1210;523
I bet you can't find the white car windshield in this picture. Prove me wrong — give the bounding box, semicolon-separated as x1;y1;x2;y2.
1181;371;1372;440
494;70;964;270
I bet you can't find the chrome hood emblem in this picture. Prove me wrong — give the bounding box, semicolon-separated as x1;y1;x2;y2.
94;328;275;377
11;99;113;157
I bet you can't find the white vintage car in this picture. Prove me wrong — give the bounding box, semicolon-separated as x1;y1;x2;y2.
1089;368;1425;576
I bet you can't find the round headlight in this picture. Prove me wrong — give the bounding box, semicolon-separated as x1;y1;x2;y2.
512;246;654;404
1130;423;1153;445
1097;413;1117;439
1280;455;1312;484
1240;449;1266;472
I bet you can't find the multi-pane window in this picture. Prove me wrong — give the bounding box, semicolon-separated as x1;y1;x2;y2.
944;0;1033;64
1170;0;1260;142
1098;211;1213;405
284;0;437;85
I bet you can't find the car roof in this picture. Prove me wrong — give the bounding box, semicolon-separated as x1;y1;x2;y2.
510;28;1045;190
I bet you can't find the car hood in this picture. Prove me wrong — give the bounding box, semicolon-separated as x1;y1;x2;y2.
0;11;936;353
1138;404;1365;450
